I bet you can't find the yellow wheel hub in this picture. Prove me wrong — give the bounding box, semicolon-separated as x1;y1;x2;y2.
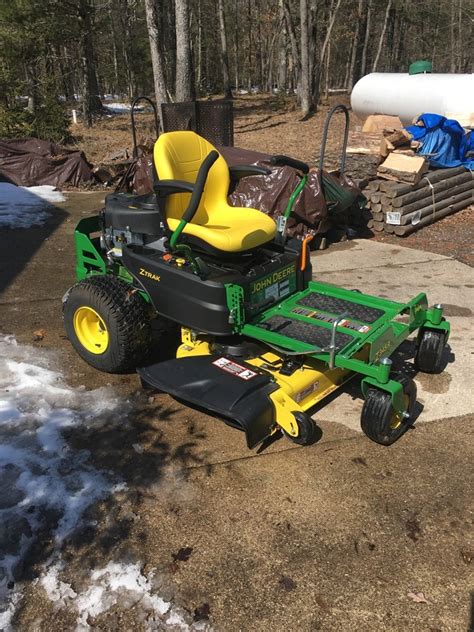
73;306;109;355
389;394;409;430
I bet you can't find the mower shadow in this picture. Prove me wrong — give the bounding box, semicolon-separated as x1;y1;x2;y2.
0;191;68;297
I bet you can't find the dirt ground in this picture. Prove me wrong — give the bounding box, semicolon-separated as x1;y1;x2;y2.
67;94;474;267
1;95;472;630
1;192;473;631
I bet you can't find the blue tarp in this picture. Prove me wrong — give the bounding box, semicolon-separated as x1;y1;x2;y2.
405;113;474;170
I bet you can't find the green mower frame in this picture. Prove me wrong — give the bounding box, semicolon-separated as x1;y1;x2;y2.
64;117;451;449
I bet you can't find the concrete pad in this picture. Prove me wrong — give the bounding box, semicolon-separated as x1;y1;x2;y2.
311;247;474;430
313;239;450;273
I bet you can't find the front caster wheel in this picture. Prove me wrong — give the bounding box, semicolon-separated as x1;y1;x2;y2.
283;412;317;446
415;328;447;374
361;376;417;446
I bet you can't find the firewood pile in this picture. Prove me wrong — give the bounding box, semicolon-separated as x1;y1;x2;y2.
362;166;474;236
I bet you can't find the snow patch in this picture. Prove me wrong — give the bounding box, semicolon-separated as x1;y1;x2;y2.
0;336;130;628
40;561;210;631
104;102;144;114
0;337;210;631
0;184;66;229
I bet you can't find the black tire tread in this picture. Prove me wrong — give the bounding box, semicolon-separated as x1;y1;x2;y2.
284;412;316;446
361;375;417;446
415;328;446;374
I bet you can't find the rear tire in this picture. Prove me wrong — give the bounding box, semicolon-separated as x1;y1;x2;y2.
64;275;152;373
361;375;417;446
415;328;447;374
284;412;317;446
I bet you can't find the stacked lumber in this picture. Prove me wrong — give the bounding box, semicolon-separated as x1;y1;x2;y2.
362;166;474;236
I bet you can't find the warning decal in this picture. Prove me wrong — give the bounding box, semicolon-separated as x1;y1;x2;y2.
212;357;257;380
292;307;371;333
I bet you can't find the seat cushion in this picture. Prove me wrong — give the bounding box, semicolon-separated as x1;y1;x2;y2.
167;204;276;252
155;132;277;252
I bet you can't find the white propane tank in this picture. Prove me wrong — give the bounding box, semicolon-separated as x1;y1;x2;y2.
351;73;474;127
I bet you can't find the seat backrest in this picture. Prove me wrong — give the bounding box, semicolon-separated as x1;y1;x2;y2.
154;131;230;224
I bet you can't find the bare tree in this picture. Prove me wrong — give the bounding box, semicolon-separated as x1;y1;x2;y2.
372;0;392;72
317;0;342;98
144;0;168;116
218;0;232;98
299;0;312;117
284;0;300;94
277;0;287;91
360;0;372;77
175;0;192;101
196;0;203;90
348;0;363;90
78;0;102;127
119;0;137;98
108;4;120;95
234;0;239;90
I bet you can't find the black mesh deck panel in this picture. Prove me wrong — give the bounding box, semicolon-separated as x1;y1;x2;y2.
259;316;354;351
298;293;384;324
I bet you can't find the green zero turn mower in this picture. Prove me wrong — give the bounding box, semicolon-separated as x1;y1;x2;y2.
63;130;451;449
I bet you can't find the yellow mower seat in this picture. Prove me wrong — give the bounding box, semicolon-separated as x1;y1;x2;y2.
154;131;276;252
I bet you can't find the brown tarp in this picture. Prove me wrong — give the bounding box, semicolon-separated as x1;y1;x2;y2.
0;138;94;187
220;146;330;236
118;145;362;236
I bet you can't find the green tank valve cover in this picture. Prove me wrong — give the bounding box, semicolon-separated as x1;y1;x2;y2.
409;60;432;75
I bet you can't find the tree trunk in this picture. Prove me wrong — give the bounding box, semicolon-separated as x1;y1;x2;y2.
25;64;37;114
319;0;341;73
78;0;102;127
299;0;312;117
234;0;239;90
450;1;456;72
324;40;330;100
119;0;136;99
60;46;75;102
258;11;264;89
348;0;363;91
308;0;317;96
196;0;202;91
372;0;392;72
360;0;372;77
394;1;408;70
313;0;341;106
175;0;193;101
108;3;120;95
284;0;300;95
144;0;168;117
247;0;253;89
457;0;462;73
277;0;287;91
218;0;232;98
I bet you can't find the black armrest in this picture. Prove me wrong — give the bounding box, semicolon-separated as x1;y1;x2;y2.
182;150;219;223
154;151;219;235
229;165;271;180
270;154;310;174
154;179;195;197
